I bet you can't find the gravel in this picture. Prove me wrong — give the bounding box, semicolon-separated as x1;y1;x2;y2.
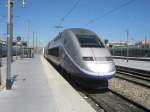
109;78;150;110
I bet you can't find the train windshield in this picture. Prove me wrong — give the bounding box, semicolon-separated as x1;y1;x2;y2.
76;35;104;48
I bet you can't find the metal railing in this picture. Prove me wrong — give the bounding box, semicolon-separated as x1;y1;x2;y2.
109;47;150;57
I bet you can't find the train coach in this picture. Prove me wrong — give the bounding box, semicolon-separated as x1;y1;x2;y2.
44;28;116;89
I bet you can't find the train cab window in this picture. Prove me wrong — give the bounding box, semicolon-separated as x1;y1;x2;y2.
76;35;104;48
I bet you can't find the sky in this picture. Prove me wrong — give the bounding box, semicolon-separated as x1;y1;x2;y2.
0;0;150;46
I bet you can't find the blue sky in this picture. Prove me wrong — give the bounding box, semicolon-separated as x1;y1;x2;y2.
0;0;150;46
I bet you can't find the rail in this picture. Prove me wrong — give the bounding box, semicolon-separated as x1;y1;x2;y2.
116;66;150;88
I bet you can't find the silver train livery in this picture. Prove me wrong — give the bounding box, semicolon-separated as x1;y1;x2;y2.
44;28;116;88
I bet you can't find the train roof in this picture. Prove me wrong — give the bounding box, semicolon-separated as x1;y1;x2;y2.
64;28;96;36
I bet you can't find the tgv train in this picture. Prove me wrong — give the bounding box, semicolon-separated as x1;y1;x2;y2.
44;28;116;89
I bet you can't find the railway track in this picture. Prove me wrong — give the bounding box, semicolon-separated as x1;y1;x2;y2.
82;88;149;112
55;69;150;112
47;59;150;112
116;66;150;88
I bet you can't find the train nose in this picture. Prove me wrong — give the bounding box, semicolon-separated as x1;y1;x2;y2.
86;62;116;75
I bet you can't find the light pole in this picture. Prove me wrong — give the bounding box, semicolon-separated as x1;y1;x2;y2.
26;19;31;58
0;41;2;85
6;0;27;90
36;33;37;54
6;0;13;90
126;29;129;62
27;20;30;47
32;32;35;58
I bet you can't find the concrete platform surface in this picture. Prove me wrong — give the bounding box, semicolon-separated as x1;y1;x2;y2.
0;56;95;112
114;59;150;71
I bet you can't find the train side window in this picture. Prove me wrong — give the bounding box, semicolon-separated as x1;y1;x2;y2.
48;49;50;55
48;47;59;57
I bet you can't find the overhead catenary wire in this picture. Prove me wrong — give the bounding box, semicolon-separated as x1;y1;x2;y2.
58;0;81;26
50;0;81;39
87;0;135;25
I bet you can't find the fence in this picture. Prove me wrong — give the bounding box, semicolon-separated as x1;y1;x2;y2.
109;47;150;57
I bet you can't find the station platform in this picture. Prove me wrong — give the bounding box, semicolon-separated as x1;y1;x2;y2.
0;56;95;112
113;58;150;71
